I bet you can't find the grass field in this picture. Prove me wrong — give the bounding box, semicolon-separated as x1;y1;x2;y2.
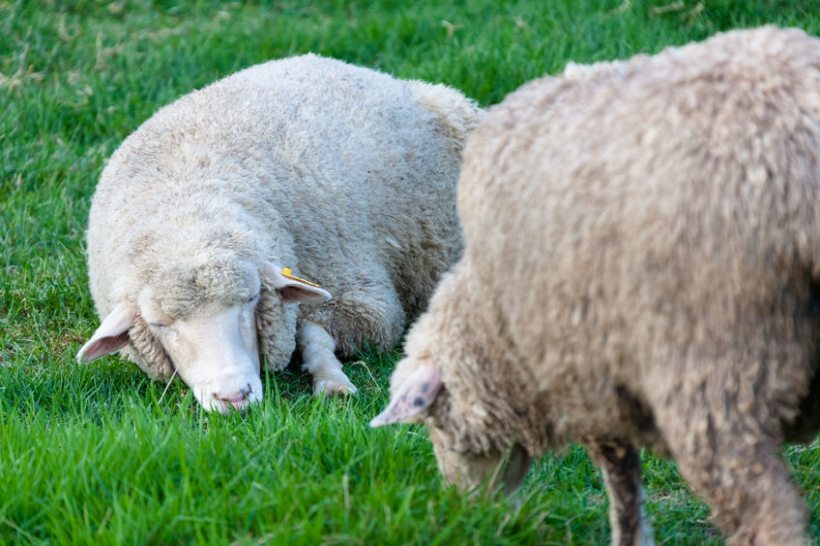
1;0;819;544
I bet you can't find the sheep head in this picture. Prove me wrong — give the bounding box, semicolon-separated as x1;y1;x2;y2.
77;261;329;413
371;358;531;494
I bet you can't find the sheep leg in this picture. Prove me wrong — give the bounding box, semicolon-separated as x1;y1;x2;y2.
299;276;405;395
654;389;808;545
677;441;806;545
297;321;357;396
587;441;655;546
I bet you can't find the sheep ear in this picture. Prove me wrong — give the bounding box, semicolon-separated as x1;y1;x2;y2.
77;302;137;364
262;263;331;304
370;362;442;427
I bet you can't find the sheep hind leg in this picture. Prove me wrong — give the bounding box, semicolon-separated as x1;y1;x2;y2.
587;440;655;546
654;397;808;545
679;441;806;545
297;321;357;396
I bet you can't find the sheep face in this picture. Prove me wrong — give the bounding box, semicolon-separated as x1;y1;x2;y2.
77;261;330;413
139;291;264;413
372;361;532;493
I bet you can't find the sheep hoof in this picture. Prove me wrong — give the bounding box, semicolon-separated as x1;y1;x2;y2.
314;376;358;396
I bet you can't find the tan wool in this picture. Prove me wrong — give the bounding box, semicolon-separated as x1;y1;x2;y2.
380;27;819;546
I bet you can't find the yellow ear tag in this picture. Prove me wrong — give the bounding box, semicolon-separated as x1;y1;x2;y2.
281;267;322;288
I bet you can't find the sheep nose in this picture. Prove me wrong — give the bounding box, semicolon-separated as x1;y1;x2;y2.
213;383;253;408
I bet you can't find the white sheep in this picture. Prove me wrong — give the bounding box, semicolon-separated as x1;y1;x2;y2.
373;27;820;545
77;54;481;413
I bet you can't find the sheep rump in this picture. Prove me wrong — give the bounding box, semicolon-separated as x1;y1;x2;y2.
375;26;819;545
83;54;480;406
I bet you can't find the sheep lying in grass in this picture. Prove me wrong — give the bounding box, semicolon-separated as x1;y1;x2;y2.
372;26;820;545
77;54;480;413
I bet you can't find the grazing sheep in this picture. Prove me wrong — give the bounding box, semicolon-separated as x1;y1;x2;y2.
372;26;820;546
77;54;480;413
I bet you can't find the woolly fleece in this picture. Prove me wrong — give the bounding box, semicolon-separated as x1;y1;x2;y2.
86;54;481;382
384;26;819;545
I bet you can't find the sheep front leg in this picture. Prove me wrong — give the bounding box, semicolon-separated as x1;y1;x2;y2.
297;321;357;395
587;441;655;546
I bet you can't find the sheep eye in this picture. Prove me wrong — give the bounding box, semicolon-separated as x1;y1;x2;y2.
149;322;168;329
247;293;260;305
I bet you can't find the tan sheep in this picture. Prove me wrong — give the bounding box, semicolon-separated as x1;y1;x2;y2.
373;26;820;546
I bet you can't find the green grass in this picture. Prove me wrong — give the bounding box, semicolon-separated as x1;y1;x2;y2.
1;0;818;543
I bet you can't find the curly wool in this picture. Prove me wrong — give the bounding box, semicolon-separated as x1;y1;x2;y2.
256;278;297;372
123;318;174;382
423;26;820;456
